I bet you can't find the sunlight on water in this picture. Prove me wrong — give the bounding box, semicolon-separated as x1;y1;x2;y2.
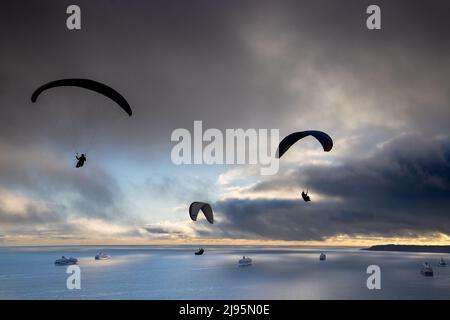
0;246;449;299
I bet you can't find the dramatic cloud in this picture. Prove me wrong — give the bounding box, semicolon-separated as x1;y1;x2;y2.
215;134;450;240
0;0;449;243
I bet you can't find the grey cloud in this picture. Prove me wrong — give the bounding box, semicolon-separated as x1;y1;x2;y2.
0;203;64;225
215;134;450;240
143;226;194;240
0;145;124;219
145;226;182;235
0;0;449;152
143;174;219;203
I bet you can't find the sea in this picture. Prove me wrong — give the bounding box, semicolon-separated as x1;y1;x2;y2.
0;245;449;299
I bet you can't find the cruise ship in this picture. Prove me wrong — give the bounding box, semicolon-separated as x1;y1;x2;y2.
95;252;111;260
420;262;433;276
54;256;78;266
238;256;252;266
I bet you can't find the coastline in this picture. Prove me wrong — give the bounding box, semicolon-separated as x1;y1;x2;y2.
362;244;450;254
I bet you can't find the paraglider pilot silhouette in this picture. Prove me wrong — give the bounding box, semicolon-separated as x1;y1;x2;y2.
75;153;87;168
301;190;311;202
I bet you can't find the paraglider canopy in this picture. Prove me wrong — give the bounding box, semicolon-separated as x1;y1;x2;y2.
31;78;133;116
189;202;214;224
277;130;333;158
301;190;311;202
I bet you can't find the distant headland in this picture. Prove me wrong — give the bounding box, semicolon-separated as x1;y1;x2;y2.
363;244;450;254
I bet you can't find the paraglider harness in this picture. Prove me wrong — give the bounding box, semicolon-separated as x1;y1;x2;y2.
75;153;87;168
301;190;311;202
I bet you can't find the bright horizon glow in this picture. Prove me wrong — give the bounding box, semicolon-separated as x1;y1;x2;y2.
3;233;450;247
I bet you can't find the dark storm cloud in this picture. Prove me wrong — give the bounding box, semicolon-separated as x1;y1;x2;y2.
215;134;450;240
1;0;449;149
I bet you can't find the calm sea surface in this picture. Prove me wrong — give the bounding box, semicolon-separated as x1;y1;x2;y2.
0;246;449;299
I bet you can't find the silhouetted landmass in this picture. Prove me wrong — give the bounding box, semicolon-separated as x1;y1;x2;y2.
363;245;450;254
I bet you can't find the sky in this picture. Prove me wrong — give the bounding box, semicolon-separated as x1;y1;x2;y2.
0;0;450;246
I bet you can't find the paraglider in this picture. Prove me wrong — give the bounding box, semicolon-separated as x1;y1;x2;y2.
189;203;213;255
276;130;333;158
301;190;311;202
31;78;132;116
75;153;87;168
189;202;214;224
31;78;132;168
276;131;332;203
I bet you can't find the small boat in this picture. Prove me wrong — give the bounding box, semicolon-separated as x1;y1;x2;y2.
55;256;78;266
194;248;204;255
420;262;434;276
438;258;447;267
95;252;111;260
320;253;326;261
238;256;252;267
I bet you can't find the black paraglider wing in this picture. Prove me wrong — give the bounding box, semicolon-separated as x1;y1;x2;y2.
31;78;132;116
277;130;333;158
